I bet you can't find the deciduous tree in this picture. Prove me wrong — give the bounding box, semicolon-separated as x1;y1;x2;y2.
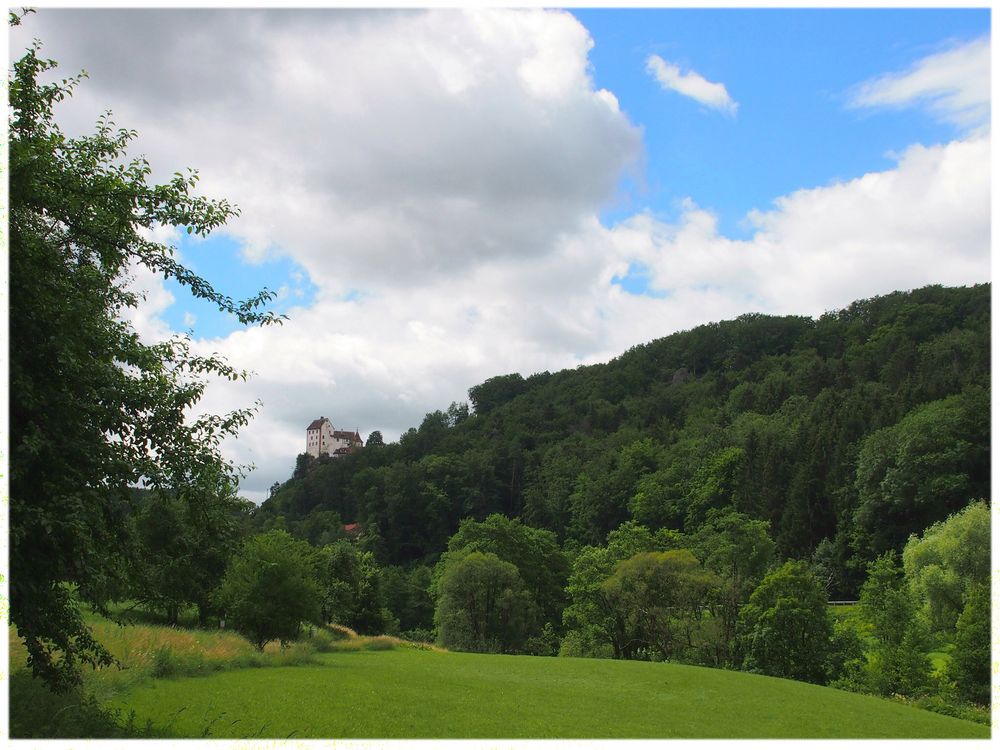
214;531;323;650
737;561;833;684
9;32;280;689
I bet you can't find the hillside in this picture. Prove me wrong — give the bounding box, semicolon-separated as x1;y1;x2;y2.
106;648;988;738
258;283;990;597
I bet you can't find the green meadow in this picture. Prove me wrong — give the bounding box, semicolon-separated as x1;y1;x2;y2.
103;648;987;739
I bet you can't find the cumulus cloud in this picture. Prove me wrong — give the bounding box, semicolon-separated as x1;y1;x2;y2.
848;36;990;133
14;9;642;291
613;136;990;319
645;54;738;115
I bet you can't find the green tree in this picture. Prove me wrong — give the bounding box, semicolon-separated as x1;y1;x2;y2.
737;561;833;684
131;469;251;625
366;430;385;447
434;551;537;653
318;540;389;635
902;500;990;633
214;531;323;650
601;549;719;662
693;510;776;665
436;514;568;630
852;388;989;558
561;522;684;659
9;35;279;690
857;553;931;697
948;584;990;705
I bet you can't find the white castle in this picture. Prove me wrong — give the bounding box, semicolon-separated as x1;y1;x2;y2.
305;416;363;458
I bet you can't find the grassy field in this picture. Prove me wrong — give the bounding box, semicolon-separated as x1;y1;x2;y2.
10;610;988;740
105;648;990;739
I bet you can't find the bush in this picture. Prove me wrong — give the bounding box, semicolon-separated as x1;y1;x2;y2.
9;671;159;738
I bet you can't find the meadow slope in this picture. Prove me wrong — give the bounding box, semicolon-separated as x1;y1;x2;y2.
107;648;988;739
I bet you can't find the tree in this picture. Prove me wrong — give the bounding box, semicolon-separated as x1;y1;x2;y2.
601;549;719;662
318;540;389;635
948;584;990;705
131;470;248;625
434;551;537;653
436;514;568;630
856;553;931;697
902;500;990;633
467;373;527;415
737;561;833;684
214;531;323;650
561;522;684;659
9;33;281;690
366;430;385;447
693;510;776;665
852;388;989;558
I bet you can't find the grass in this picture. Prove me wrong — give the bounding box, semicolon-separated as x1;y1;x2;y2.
7;617;436;738
106;648;990;739
10;609;987;739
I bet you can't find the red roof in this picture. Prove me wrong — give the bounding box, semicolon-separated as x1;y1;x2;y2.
306;417;330;431
343;523;362;536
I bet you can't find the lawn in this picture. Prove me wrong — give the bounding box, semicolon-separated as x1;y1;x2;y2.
107;648;989;739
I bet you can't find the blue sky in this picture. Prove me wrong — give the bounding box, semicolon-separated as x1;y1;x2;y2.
574;8;987;233
15;8;990;499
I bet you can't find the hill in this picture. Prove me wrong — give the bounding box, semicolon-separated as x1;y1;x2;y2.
258;283;990;597
107;648;988;738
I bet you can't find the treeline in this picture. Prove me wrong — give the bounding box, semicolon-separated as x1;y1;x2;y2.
258;283;989;596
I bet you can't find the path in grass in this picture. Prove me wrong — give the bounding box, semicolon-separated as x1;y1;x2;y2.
109;648;988;739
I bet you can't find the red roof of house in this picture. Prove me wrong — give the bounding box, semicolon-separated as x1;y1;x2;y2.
306;417;330;431
343;523;362;536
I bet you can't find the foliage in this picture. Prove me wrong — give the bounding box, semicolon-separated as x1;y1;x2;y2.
435;513;568;631
318;540;391;635
130;472;250;625
902;500;989;633
947;584;990;705
258;284;989;595
214;531;324;650
9;35;278;690
852;388;989;558
561;522;681;659
737;561;833;684
434;551;537;653
692;510;775;664
856;553;932;697
601;549;720;662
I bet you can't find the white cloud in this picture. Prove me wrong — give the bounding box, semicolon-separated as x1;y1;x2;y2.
848;36;990;133
645;54;738;116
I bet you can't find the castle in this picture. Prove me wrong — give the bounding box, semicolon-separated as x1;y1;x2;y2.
305;417;362;458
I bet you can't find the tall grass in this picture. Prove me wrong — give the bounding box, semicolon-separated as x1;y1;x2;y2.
8;615;439;738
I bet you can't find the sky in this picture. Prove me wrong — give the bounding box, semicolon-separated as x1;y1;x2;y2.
8;7;991;503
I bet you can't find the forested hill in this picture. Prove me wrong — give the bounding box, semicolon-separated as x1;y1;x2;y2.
256;283;990;596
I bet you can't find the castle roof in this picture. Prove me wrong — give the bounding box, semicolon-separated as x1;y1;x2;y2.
306;417;330;431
